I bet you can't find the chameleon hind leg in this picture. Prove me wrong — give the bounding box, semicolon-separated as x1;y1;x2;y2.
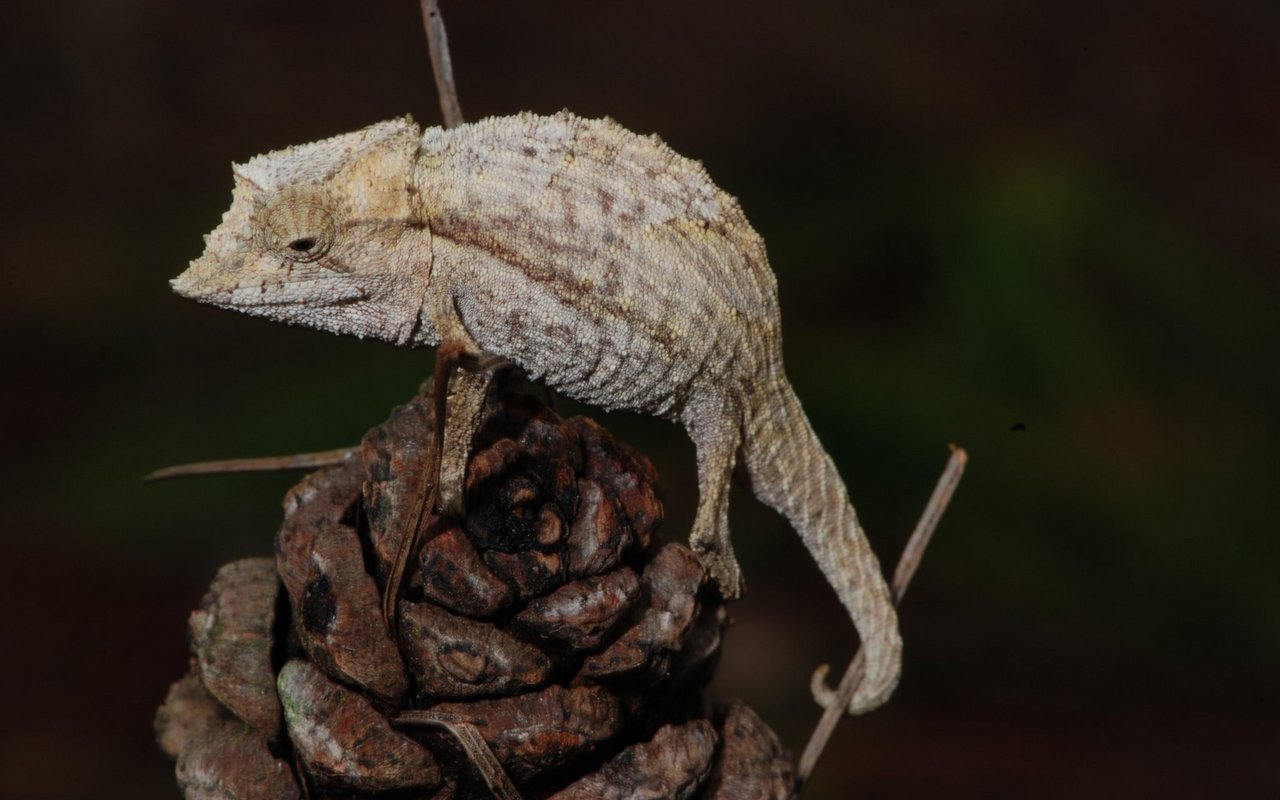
683;394;746;600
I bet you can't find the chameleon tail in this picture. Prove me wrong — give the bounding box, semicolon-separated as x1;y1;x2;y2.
740;378;902;714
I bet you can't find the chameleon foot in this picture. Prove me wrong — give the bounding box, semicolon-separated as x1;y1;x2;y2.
691;542;745;601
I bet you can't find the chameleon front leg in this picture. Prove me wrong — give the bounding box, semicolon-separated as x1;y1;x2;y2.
684;396;746;600
437;370;489;517
439;364;509;516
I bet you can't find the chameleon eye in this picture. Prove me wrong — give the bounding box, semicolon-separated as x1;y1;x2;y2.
263;197;335;263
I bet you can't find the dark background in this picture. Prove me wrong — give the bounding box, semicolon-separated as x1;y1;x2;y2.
3;1;1278;797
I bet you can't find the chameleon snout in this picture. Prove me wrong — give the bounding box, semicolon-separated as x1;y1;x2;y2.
170;262;210;301
171;252;237;301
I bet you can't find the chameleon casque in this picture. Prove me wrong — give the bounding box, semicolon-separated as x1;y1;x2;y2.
171;111;902;714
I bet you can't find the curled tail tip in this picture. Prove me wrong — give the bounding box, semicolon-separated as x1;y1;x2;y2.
810;666;901;715
809;634;903;715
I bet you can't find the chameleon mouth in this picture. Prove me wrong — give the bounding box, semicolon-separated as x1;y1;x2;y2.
194;282;368;311
171;256;366;308
218;286;369;309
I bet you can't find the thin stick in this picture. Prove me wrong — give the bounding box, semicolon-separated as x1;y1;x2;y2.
143;447;358;482
382;344;463;633
888;445;967;606
797;445;968;787
395;712;521;800
419;0;464;128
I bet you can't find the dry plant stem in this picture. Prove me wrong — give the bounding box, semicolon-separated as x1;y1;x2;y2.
382;344;464;632
889;445;968;605
395;713;521;800
420;0;464;128
143;447;357;482
796;445;968;788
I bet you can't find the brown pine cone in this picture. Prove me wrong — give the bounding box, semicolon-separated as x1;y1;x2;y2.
156;375;797;799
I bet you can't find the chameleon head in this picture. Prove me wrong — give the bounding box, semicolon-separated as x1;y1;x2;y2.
171;117;433;345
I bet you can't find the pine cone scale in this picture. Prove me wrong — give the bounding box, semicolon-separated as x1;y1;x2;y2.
399;600;553;700
158;674;302;800
188;558;283;741
277;466;410;704
547;720;717;800
278;659;441;793
423;684;622;781
416;520;513;617
513;566;641;650
704;702;798;800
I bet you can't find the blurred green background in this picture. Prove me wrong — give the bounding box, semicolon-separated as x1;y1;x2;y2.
2;1;1277;797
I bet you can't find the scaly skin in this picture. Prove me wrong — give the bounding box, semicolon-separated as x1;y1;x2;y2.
172;112;901;713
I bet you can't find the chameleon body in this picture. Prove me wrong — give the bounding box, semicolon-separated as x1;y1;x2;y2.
172;112;901;713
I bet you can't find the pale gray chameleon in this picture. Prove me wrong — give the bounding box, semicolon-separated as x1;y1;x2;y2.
171;111;902;714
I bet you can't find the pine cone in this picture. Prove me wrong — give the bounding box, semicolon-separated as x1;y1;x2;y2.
156;376;797;799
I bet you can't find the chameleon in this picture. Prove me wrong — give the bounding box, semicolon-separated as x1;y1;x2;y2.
170;111;902;714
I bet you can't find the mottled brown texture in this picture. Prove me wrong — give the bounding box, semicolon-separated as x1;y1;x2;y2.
399;600;552;699
278;660;440;792
579;542;705;680
155;673;225;761
277;465;410;705
706;702;797;800
416;520;513;617
461;437;521;505
464;420;581;556
671;601;728;683
173;111;902;713
483;546;565;599
156;673;302;800
564;479;634;579
547;720;718;800
514;567;640;650
569;417;661;549
175;729;302;800
417;685;621;781
361;389;435;581
188;558;283;740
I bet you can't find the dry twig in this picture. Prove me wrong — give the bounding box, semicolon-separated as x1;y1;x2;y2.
797;445;968;787
419;0;464;128
396;713;522;800
144;447;356;482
